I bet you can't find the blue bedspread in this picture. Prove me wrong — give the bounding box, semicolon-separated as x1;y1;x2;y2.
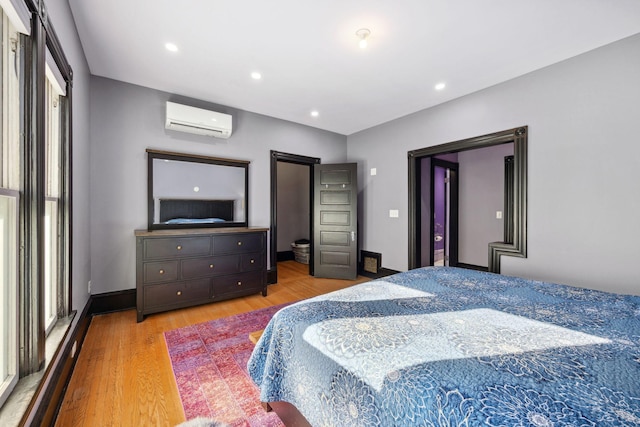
247;267;640;426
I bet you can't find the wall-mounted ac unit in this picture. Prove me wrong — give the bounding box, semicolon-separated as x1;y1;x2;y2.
165;101;233;139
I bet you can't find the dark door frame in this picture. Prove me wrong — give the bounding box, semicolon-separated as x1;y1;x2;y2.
429;158;459;267
408;126;528;273
269;151;320;284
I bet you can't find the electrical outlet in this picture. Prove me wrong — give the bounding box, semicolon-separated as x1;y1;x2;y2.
88;280;91;293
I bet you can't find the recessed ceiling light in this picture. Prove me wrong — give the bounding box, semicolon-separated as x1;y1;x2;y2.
251;71;262;80
356;28;371;49
310;110;319;118
435;82;446;91
165;43;178;52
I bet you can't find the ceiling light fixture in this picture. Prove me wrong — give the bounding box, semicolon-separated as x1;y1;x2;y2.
251;71;262;80
355;28;371;49
310;110;319;118
435;82;446;91
165;42;178;52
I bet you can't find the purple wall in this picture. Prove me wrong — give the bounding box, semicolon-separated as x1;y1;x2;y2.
433;166;446;251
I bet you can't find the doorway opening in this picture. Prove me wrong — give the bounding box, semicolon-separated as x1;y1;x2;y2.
408;126;528;273
269;151;319;284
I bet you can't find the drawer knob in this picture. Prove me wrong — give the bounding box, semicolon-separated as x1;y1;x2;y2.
237;241;242;246
237;281;242;286
176;245;182;250
159;269;165;275
250;259;255;264
209;264;214;269
176;291;182;296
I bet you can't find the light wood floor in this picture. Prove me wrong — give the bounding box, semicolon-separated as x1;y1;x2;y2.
55;261;368;427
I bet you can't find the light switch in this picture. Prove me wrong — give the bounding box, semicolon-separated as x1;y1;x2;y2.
389;209;399;218
370;168;377;176
496;211;503;219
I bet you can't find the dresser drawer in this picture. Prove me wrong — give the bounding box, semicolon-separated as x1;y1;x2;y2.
144;261;178;283
144;279;210;309
213;233;263;254
211;271;264;298
241;252;265;271
144;236;211;259
181;254;239;279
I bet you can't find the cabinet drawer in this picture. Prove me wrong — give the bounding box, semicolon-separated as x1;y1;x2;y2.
211;271;263;297
213;233;263;254
241;253;265;271
144;279;210;309
144;236;211;259
144;261;178;283
181;255;239;279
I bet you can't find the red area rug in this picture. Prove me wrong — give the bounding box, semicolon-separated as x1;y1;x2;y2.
164;304;290;426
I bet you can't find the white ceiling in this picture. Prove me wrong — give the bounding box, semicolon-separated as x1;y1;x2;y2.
68;0;640;136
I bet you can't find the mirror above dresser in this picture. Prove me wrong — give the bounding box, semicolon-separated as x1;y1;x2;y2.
147;149;249;230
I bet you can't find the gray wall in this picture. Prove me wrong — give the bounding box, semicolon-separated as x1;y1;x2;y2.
348;33;640;295
46;0;92;311
89;77;347;294
47;0;640;298
276;162;310;251
458;143;514;267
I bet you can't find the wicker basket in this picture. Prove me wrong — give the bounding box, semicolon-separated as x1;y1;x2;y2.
291;242;310;264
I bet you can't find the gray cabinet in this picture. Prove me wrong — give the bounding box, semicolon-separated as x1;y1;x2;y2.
135;228;268;322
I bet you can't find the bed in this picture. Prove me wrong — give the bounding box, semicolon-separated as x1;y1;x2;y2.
159;198;234;224
247;266;640;426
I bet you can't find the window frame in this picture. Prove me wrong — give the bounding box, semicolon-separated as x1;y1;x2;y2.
0;0;73;386
0;4;23;407
0;189;19;408
16;0;73;376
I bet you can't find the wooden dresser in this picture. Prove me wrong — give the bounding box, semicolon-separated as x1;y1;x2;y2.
135;227;268;322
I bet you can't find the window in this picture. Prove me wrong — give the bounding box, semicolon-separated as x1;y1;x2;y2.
44;65;64;334
0;0;72;413
0;7;22;407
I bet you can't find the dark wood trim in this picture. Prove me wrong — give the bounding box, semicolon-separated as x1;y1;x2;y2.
408;126;527;273
409;128;521;159
456;263;489;272
40;4;73;85
146;149;250;230
63;83;73;312
429;158;459;267
503;155;515;244
412;156;422;267
277;250;295;262
270;151;320;283
358;267;400;280
19;7;47;377
145;148;250;165
19;287;140;426
488;128;528;272
88;289;137;315
428;160;434;266
267;269;277;285
19;300;91;426
12;1;76;423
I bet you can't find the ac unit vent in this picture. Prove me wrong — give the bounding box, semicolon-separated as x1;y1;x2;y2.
165;101;232;139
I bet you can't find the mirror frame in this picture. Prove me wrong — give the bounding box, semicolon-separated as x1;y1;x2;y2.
147;149;249;230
